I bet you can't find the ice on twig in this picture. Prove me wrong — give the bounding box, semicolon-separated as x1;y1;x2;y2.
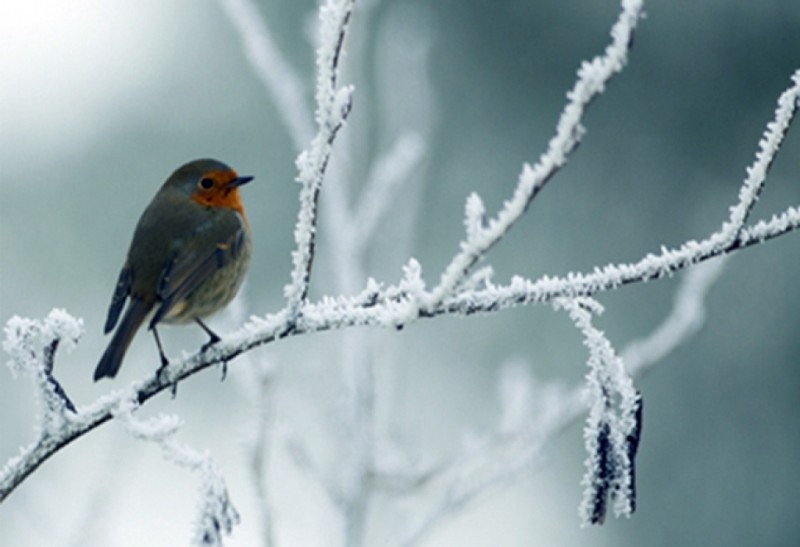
723;68;800;245
423;0;645;308
400;259;426;299
3;309;83;435
464;192;487;243
554;297;642;525
284;0;357;313
116;399;240;545
739;205;800;245
193;461;240;547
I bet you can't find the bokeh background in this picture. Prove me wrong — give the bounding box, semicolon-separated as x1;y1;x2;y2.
1;0;798;545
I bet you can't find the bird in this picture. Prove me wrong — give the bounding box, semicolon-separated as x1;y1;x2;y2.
93;158;253;381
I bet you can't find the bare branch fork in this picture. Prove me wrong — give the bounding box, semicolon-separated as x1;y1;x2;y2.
421;0;644;309
285;0;356;314
2;0;799;539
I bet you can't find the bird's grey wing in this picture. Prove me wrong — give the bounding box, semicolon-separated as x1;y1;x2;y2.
104;263;132;333
148;214;246;328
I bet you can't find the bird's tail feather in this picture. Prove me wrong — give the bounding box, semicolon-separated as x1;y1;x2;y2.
94;298;151;381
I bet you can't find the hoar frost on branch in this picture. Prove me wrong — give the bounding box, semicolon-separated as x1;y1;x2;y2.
3;310;82;425
2;0;799;543
116;399;240;546
285;0;355;313
554;297;642;525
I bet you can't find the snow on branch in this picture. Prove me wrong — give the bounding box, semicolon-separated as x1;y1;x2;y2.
0;311;100;504
116;399;240;546
422;69;799;317
421;0;645;308
725;68;800;244
285;0;357;313
554;298;641;525
3;310;82;432
3;62;795;512
1;310;83;502
399;253;726;545
2;1;798;542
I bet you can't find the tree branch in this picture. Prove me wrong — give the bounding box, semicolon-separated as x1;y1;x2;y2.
285;0;357;314
2;6;798;540
422;0;645;308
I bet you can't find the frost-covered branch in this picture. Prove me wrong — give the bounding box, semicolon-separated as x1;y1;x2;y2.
4;25;797;517
422;67;799;317
429;203;798;318
285;0;357;313
3;2;798;544
422;0;644;308
554;297;641;525
1;310;83;502
116;399;239;545
399;254;727;544
3;310;81;424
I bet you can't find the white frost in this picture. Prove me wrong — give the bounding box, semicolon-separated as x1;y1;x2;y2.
116;398;239;546
555;297;641;525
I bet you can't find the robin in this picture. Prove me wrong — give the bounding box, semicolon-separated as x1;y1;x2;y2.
94;158;253;381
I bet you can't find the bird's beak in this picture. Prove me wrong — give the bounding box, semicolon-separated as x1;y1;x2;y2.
228;175;254;188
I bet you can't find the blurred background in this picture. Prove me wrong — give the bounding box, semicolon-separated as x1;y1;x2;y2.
1;0;798;545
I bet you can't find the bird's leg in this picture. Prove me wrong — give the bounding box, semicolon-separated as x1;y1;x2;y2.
195;318;221;352
194;318;230;381
152;327;179;397
152;326;170;372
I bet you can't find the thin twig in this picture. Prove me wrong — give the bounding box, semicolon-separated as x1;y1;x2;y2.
422;0;645;307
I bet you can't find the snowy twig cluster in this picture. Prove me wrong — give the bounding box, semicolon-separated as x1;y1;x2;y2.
116;399;240;545
2;0;799;543
1;310;83;500
399;256;728;544
284;0;355;313
420;0;644;310
3;310;81;423
554;297;642;525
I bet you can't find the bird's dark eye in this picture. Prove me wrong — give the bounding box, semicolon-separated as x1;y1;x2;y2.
198;177;214;190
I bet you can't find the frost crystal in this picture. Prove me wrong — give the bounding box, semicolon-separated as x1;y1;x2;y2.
555;297;643;525
116;399;240;546
194;461;241;546
3;309;83;436
3;0;799;540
